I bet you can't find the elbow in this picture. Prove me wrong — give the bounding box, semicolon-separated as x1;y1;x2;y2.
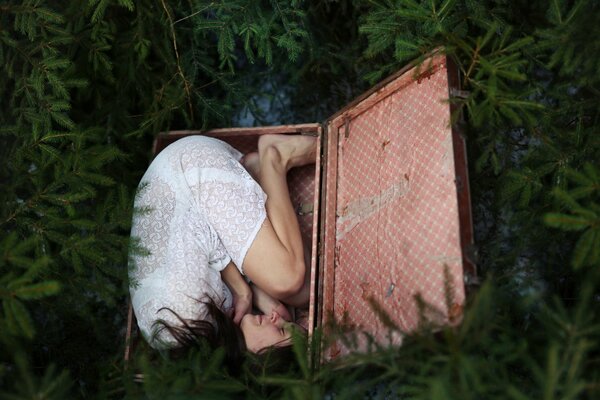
271;261;305;299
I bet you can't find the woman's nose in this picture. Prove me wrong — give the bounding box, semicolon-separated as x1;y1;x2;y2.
270;311;284;328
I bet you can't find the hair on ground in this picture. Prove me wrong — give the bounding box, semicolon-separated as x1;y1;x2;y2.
152;296;301;376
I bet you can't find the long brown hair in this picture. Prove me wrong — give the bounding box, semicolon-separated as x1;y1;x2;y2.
152;297;299;376
152;297;246;375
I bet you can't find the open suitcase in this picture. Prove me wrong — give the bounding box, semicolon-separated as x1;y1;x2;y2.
124;50;476;364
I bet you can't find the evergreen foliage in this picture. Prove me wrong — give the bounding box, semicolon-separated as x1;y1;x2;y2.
1;0;599;398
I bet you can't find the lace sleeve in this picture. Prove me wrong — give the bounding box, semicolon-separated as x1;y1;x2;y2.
208;238;231;271
198;180;267;275
191;213;232;272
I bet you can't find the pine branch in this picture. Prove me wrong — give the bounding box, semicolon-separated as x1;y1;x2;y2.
159;0;194;123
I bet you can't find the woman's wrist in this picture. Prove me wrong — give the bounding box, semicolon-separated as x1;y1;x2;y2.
221;262;250;296
234;281;252;298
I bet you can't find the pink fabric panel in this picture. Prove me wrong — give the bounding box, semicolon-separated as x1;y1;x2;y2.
324;57;465;359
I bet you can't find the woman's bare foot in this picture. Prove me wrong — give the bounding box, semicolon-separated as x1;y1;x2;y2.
241;152;260;181
258;134;317;171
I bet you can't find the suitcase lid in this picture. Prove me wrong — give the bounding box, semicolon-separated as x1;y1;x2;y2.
319;51;474;360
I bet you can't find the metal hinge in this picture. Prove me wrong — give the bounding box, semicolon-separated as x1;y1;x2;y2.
334;244;341;269
343;116;350;139
297;202;314;216
450;88;471;99
464;273;481;287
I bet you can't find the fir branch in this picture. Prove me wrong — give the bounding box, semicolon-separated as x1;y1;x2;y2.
159;0;194;123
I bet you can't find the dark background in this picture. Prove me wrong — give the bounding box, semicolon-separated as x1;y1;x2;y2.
1;0;599;398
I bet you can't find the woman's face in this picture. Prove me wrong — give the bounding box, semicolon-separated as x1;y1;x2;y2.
240;310;297;353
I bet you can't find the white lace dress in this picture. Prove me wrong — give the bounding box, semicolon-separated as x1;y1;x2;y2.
128;136;267;348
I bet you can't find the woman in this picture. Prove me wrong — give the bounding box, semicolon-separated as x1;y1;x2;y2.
128;133;316;365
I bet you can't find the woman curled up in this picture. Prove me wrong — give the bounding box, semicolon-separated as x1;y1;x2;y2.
128;133;316;373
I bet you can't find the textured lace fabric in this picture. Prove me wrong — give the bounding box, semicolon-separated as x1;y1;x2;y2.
129;136;267;348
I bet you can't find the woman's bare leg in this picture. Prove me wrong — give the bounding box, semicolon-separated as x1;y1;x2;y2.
242;134;316;306
257;136;314;261
241;152;260;182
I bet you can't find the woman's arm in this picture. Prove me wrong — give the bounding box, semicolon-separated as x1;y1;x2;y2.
220;262;252;324
241;135;316;305
251;283;292;321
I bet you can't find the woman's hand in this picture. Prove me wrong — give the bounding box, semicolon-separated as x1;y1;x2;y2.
251;283;292;321
270;300;292;322
220;261;253;324
231;287;252;325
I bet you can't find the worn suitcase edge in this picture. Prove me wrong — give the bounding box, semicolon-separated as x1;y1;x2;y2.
318;50;476;361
